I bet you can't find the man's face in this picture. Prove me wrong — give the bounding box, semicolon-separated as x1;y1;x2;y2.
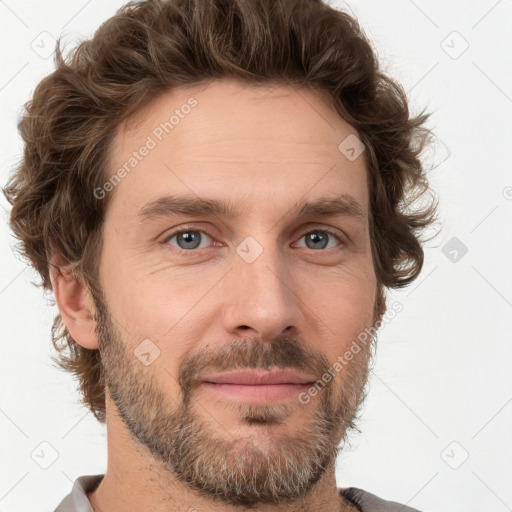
94;78;379;506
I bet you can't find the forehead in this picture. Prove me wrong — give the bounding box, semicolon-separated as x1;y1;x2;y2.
106;78;369;222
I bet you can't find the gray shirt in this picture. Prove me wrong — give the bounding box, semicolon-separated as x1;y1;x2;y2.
54;474;423;512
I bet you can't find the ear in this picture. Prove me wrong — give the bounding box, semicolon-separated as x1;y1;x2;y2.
49;252;99;350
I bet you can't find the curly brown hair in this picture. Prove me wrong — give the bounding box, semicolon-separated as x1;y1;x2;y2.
3;0;437;423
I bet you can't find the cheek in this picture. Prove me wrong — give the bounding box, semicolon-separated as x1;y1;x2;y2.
314;276;376;397
105;265;224;358
304;265;377;355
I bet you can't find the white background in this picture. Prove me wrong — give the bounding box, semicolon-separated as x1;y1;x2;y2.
0;1;511;511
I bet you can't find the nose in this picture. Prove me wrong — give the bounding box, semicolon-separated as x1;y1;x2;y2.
220;238;305;342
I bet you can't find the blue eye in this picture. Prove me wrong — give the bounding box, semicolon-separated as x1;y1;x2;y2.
163;228;343;254
294;230;342;250
165;230;213;251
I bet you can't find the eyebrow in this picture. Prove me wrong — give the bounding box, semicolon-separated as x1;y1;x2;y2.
137;193;364;223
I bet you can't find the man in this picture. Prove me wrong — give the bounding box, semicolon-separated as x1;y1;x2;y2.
3;0;436;510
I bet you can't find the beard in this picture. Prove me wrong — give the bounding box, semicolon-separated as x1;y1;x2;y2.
93;291;375;508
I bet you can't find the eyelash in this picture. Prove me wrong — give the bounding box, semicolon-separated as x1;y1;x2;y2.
162;227;345;254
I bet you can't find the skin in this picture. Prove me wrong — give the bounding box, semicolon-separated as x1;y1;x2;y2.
51;78;385;512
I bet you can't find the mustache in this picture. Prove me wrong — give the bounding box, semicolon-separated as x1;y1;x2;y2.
177;335;331;394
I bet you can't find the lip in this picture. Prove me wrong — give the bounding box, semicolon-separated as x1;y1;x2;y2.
200;382;312;402
200;369;317;386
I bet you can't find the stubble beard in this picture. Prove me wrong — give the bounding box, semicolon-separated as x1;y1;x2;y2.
94;296;374;507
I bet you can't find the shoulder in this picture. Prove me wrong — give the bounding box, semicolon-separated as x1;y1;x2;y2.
339;487;424;512
54;474;104;512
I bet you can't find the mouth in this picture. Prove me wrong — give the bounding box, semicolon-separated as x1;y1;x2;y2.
199;369;316;403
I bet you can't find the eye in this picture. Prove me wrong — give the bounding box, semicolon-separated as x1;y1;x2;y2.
162;227;344;254
164;229;214;251
294;229;343;250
